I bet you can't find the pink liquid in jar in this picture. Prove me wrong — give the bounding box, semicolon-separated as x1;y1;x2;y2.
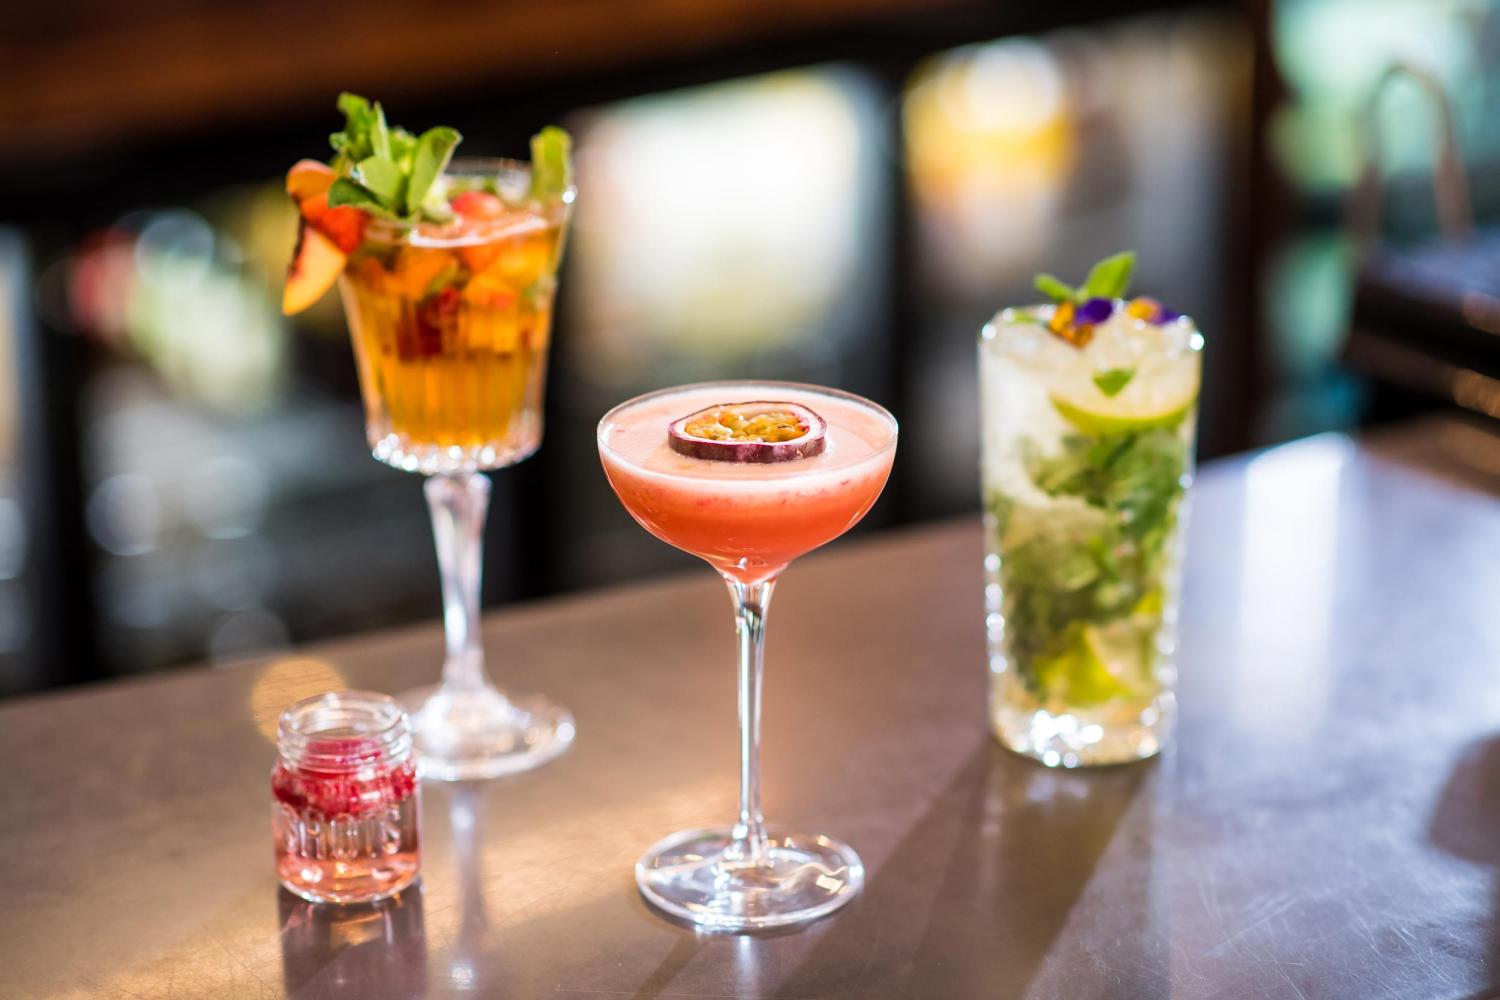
272;691;421;904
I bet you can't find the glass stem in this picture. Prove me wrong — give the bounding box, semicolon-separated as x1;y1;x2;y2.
726;577;775;867
426;471;492;694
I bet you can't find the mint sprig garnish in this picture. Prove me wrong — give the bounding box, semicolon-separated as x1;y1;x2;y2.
319;93;573;226
1034;273;1077;303
1034;251;1137;305
530;126;573;201
407;127;462;217
325;93;463;223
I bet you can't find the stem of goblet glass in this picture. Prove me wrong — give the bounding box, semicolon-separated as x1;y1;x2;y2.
725;577;775;867
426;471;491;693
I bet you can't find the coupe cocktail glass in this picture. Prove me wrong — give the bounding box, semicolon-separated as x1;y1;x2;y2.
598;381;897;930
339;158;574;780
979;302;1201;766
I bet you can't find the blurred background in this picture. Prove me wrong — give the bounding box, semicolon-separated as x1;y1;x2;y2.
1;0;1497;696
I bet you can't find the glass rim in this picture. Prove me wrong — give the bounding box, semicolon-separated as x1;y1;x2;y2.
596;378;900;468
983;301;1201;340
277;690;412;772
981;302;1204;363
360;155;575;248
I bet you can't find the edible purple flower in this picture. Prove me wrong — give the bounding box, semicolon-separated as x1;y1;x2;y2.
1077;297;1114;325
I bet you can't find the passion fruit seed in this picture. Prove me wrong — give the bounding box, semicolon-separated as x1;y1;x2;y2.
668;401;827;463
684;410;803;442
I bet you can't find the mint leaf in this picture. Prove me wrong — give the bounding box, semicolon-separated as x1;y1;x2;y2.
356;156;405;209
370;103;392;161
326;178;397;219
337;92;372;122
995;426;1191;704
530;126;573;201
1092;367;1135;397
1082;251;1136;300
1034;273;1076;303
331;93;378;164
406;126;462;216
418;185;455;223
389;127;417;172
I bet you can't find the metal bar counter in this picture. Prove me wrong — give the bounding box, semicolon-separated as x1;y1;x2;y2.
6;423;1500;999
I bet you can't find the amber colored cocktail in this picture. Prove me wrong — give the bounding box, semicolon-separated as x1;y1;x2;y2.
337;161;573;782
341;180;567;473
598;381;897;930
282;96;578;782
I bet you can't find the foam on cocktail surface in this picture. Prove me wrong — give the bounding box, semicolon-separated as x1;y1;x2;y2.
599;383;896;491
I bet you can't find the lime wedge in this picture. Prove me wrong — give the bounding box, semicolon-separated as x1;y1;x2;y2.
1032;623;1144;708
1050;361;1199;435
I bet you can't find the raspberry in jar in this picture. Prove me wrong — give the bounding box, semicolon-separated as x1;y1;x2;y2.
273;691;420;903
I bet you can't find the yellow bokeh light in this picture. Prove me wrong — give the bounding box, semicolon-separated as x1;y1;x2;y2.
248;655;347;741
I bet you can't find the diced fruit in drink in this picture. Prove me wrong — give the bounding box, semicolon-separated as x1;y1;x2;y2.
523;312;551;351
283;223;346;315
484;232;555;287
668;401;827;463
392;248;459;298
351;255;395;295
420;286;460;329
392;287;458;360
464;271;519;310
460;242;502;273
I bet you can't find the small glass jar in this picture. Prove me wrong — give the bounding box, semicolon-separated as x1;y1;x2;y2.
273;691;421;903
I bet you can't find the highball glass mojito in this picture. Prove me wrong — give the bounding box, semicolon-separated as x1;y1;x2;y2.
980;253;1201;767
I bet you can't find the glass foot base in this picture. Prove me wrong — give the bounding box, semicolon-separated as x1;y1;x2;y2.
400;684;574;781
992;690;1176;767
635;827;864;931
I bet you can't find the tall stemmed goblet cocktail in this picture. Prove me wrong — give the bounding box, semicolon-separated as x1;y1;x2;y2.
598;382;897;930
282;96;575;780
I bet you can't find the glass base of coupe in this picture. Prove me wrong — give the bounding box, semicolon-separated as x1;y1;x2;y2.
599;383;897;930
283;95;576;780
980;252;1202;768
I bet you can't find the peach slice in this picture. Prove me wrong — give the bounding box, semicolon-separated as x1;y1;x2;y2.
286;159;337;202
282;222;346;315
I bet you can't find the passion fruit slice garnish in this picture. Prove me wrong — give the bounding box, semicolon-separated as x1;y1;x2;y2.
667;401;828;463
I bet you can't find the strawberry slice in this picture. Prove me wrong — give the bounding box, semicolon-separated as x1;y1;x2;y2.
450;190;505;220
299;192;368;254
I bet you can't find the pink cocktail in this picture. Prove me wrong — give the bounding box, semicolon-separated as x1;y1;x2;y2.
598;381;898;930
600;383;896;583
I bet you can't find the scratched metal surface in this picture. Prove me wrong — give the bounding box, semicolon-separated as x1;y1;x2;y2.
5;425;1500;1000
